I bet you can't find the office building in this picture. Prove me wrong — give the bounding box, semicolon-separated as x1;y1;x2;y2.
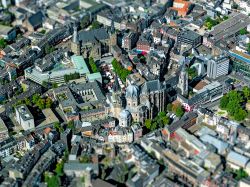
180;81;224;111
15;105;35;130
229;49;250;78
177;29;202;47
207;56;229;79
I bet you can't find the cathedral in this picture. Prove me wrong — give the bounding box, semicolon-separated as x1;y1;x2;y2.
107;79;170;125
71;22;117;59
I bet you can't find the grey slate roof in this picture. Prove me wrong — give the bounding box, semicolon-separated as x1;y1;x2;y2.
141;79;163;94
28;11;44;28
78;28;109;43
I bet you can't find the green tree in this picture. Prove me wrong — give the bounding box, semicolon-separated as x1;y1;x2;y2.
37;98;46;110
232;2;238;9
111;58;131;82
67;120;74;129
54;122;63;132
175;105;184;117
242;86;250;100
24;98;31;106
227;100;241;116
220;89;248;120
81;15;90;29
145;119;152;130
91;20;101;30
227;90;243;103
89;57;99;73
0;38;7;49
45;44;55;54
54;161;64;177
64;72;80;82
247;43;250;53
220;95;229;109
45;98;53;108
162;116;170;125
40;29;46;34
79;154;91;163
44;172;60;187
42;81;49;88
32;94;40;104
52;82;58;88
150;122;157;131
158;111;166;118
239;28;249;35
187;67;198;79
234;108;247;121
235;168;248;181
167;103;173;112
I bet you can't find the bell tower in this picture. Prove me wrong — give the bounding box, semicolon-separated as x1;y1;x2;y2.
109;19;117;47
71;24;80;55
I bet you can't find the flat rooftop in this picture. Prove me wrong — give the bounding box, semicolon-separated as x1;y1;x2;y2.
209;13;250;42
0;117;8;132
229;50;250;64
16;104;34;121
0;25;13;35
71;55;90;75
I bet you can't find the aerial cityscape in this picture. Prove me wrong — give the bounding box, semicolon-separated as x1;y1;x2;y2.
0;0;250;186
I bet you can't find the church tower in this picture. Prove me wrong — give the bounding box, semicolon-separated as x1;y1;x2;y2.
178;65;188;97
71;24;80;55
109;19;117;47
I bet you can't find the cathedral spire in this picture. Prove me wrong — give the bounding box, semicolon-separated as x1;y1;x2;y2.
73;24;78;43
110;19;115;34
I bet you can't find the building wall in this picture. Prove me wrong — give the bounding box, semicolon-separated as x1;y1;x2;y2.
207;57;229;79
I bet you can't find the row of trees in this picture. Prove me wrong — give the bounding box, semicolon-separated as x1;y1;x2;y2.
88;57;99;73
15;94;53;110
220;87;250;121
145;111;170;131
42;81;58;89
111;58;131;82
64;72;80;82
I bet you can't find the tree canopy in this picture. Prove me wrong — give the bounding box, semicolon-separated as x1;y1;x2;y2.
187;67;198;80
234;168;248;181
91;20;101;30
175;105;185;118
111;58;131;82
88;57;99;73
145;111;170;131
219;89;249;121
64;72;80;82
239;28;249;35
44;172;60;187
45;44;55;54
0;38;7;49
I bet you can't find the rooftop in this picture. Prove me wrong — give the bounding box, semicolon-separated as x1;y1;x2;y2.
16;104;34;121
78;28;109;43
71;55;90;75
0;25;14;35
0;117;8;133
227;150;249;168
